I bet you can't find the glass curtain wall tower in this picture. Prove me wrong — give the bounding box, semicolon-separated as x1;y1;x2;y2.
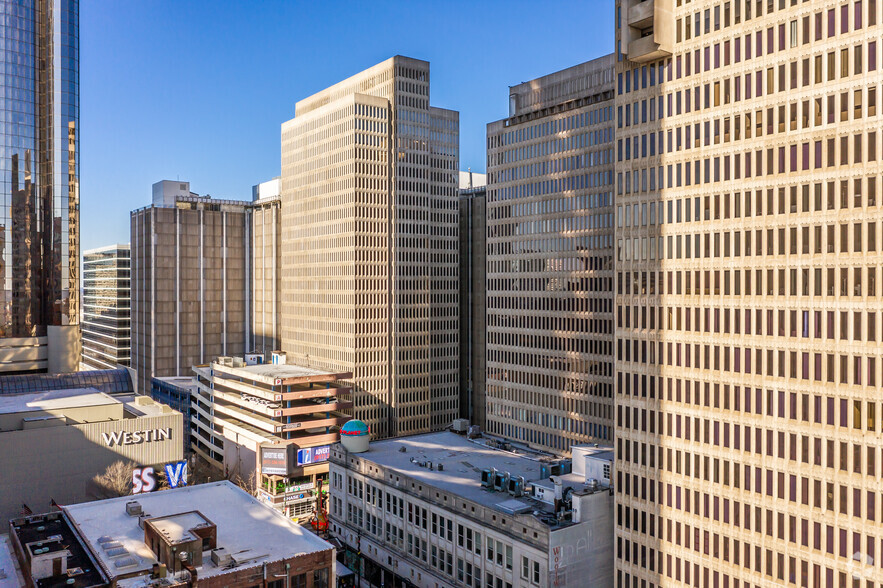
0;0;80;373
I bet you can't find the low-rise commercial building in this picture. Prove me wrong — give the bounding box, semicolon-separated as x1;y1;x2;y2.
191;353;351;521
8;481;335;588
329;430;614;588
0;388;183;525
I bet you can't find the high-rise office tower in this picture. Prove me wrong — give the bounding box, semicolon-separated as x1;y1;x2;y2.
486;55;616;454
280;56;460;439
130;181;249;395
458;171;487;428
81;244;131;370
615;0;883;585
249;177;282;355
0;0;80;373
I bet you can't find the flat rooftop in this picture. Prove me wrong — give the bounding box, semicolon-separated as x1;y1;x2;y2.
211;360;352;385
351;432;552;511
9;512;107;588
0;534;25;588
0;388;116;416
64;481;332;582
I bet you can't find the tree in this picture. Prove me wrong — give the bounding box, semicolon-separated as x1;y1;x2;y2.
91;460;138;499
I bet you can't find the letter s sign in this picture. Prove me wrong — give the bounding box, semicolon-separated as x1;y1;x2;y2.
132;466;157;494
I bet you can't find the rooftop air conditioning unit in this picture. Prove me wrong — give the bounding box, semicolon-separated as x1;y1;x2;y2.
452;419;469;433
211;548;232;567
125;501;142;516
493;471;510;492
480;468;496;489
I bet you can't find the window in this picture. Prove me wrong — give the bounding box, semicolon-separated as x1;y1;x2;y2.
313;568;329;588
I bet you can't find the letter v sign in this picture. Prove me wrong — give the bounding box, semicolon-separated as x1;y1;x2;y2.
164;461;188;489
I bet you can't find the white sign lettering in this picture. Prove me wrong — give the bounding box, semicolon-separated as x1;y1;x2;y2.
102;428;172;447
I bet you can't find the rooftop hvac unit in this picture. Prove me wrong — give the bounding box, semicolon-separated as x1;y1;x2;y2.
211;548;232;567
125;501;142;516
467;425;481;439
231;357;245;368
493;471;510;492
507;476;525;497
480;468;496;489
271;351;287;365
218;356;232;366
451;419;469;433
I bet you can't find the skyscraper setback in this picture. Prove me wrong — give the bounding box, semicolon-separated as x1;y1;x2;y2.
614;0;883;585
280;56;460;439
486;55;617;454
0;0;80;373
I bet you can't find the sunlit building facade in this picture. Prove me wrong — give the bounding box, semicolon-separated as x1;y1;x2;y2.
614;0;883;585
0;0;80;373
486;55;616;454
81;244;130;370
280;56;460;439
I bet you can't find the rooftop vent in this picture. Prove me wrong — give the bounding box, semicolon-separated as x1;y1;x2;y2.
114;557;139;569
125;501;142;516
211;548;232;567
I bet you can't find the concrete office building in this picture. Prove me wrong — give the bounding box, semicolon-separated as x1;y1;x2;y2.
328;431;614;588
0;387;182;525
248;178;282;355
8;481;335;588
280;56;460;439
191;354;351;521
486;55;617;455
0;0;80;374
81;244;131;370
458;171;488;428
130;181;250;395
614;0;883;586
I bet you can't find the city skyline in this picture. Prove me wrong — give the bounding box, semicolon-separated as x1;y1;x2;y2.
78;0;614;252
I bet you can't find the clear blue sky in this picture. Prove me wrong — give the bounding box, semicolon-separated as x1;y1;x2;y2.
80;0;614;251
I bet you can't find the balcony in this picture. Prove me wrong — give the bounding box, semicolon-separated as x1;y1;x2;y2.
622;0;673;63
629;34;672;63
628;0;656;29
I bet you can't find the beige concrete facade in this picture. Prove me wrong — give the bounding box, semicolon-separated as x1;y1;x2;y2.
248;189;282;355
0;389;182;524
486;55;617;455
615;0;883;585
280;56;459;439
191;357;351;521
130;182;249;395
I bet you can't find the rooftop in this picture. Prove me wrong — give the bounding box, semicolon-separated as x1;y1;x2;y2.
0;534;25;588
210;360;352;386
0;388;116;416
64;481;332;582
9;512;107;588
146;512;212;545
345;432;555;512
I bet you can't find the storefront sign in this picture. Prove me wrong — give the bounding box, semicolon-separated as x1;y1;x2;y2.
287;482;315;492
296;445;330;466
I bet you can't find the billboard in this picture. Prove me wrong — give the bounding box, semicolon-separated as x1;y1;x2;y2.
261;446;289;475
296;445;330;466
